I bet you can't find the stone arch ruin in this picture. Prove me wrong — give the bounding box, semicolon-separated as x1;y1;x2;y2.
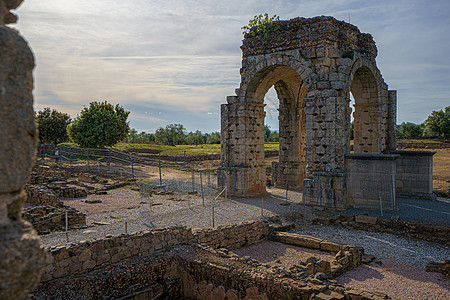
219;16;435;208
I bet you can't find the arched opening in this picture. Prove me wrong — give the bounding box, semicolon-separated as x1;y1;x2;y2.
246;65;306;189
350;66;383;154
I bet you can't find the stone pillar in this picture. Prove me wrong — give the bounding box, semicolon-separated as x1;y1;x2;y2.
272;98;305;188
218;99;266;197
0;1;48;298
387;90;397;150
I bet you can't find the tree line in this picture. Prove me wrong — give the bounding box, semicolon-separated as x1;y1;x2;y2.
396;106;449;139
36;101;449;149
35;101;221;148
123;124;221;146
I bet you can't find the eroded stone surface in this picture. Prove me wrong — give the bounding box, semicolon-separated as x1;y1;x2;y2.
0;1;47;298
217;16;439;210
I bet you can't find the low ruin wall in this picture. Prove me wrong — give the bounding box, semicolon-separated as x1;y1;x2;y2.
23;206;86;234
397;142;449;149
25;184;63;207
42;221;269;282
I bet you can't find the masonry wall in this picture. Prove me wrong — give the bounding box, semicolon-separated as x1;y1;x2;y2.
220;16;393;200
388;150;435;199
42;221;269;282
345;154;398;209
22;206;86;234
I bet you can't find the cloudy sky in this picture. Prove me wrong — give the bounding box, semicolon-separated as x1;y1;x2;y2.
12;0;450;133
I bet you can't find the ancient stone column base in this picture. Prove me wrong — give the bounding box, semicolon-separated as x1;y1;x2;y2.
218;166;267;197
303;172;346;208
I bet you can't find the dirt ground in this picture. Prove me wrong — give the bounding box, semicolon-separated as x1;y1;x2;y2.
232;241;450;300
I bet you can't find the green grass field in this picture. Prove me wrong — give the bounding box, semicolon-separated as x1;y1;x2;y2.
61;139;445;156
60;142;280;156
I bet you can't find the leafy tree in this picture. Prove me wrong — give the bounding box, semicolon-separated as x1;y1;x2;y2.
124;129;156;144
269;131;279;142
242;13;280;39
67;101;130;148
186;130;205;145
137;131;155;143
423;106;450;138
36;108;71;145
155;124;186;146
206;132;221;144
125;128;138;143
396;127;405;139
264;125;271;142
398;122;422;139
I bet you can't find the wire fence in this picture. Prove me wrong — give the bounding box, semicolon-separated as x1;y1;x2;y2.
433;178;450;197
35;144;449;226
37;144;220;196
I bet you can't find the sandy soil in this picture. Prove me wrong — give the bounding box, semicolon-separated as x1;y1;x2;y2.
232;241;335;267
61;187;143;214
338;260;449;300
232;241;449;300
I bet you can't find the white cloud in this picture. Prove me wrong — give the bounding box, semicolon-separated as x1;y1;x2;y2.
12;0;450;131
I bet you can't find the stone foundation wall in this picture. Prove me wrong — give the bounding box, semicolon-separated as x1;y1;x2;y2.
22;206;86;234
34;244;391;300
397;142;449;149
386;150;436;199
303;172;346;208
345;154;397;209
25;184;63;207
42;221;269;282
46;183;88;198
270;231;363;278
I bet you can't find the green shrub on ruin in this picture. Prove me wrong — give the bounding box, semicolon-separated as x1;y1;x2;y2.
242;13;280;39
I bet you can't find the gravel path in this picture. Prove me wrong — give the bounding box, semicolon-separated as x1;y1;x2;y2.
39;184;450;299
231;240;449;300
293;223;450;300
293;223;450;269
338;261;449;300
41;187;306;247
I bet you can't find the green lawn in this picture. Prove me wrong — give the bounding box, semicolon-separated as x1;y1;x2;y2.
60;142;283;156
60;139;445;156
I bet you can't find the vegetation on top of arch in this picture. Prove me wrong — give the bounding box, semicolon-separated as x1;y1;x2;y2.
242;14;281;40
342;47;362;59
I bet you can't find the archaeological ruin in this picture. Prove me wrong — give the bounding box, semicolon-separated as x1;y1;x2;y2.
219;16;435;208
1;2;446;298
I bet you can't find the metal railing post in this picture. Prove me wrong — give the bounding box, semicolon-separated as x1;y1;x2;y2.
65;211;69;243
207;165;211;187
391;174;396;210
379;196;383;217
191;165;195;193
159;149;162;185
108;149;111;172
285;168;289;205
200;170;204;206
131;153;134;179
233;167;236;197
